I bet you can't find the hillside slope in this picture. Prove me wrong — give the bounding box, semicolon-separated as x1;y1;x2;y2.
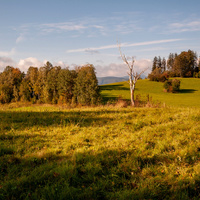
100;78;200;107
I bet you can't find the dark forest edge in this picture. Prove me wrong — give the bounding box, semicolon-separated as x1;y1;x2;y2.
0;62;100;105
148;49;200;82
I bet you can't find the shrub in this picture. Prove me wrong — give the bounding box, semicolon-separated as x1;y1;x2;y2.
163;79;181;93
172;79;181;92
148;69;169;82
163;80;172;93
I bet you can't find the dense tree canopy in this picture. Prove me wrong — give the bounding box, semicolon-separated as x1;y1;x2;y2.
174;50;197;77
149;50;199;81
0;62;100;105
74;64;100;105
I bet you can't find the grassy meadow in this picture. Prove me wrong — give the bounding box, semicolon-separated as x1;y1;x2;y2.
1;78;200;199
100;78;200;107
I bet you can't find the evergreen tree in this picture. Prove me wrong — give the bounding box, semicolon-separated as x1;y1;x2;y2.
152;56;158;71
161;57;166;73
167;53;176;71
157;56;162;69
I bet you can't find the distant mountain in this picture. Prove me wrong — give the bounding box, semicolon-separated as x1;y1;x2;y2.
97;76;128;85
97;74;146;85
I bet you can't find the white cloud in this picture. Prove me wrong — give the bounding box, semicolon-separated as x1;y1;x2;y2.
41;22;86;33
168;20;200;33
17;58;69;72
0;48;16;57
18;57;44;72
53;61;68;68
0;57;16;72
96;59;152;77
67;39;183;53
16;34;25;44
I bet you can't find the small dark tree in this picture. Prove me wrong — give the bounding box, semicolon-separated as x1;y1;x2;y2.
161;57;166;73
152;56;158;71
157;56;162;69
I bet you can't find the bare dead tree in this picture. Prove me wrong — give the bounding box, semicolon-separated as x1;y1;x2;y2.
118;43;148;106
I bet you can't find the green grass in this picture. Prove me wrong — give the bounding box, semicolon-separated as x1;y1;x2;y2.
1;104;200;199
1;78;200;199
100;78;200;107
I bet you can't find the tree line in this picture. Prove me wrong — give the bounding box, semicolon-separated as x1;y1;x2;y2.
0;62;100;105
148;49;200;82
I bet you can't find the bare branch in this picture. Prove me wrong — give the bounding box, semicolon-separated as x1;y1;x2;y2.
138;67;149;78
117;41;149;106
117;42;131;69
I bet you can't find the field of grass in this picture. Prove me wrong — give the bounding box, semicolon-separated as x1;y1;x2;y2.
100;78;200;107
1;103;200;199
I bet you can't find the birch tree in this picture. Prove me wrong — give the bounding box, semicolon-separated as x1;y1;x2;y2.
118;44;148;106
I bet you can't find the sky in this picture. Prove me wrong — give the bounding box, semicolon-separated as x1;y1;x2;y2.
0;0;200;77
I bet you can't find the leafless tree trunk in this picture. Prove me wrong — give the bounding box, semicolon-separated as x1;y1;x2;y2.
118;44;148;106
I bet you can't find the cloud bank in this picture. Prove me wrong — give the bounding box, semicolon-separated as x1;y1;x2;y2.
0;57;16;72
96;59;152;77
0;57;69;73
0;55;152;78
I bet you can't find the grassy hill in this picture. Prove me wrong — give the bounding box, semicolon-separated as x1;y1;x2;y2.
100;78;200;107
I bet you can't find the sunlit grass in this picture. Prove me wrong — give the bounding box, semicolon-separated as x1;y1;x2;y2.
1;104;200;199
100;78;200;107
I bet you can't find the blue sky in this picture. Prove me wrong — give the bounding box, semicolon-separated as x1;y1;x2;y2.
0;0;200;77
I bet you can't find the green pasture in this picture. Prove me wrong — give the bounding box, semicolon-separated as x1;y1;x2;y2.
100;78;200;107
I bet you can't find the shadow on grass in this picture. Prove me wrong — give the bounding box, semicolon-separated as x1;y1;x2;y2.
179;89;197;93
100;84;131;104
0;109;134;135
1;148;200;200
100;95;118;104
100;84;129;91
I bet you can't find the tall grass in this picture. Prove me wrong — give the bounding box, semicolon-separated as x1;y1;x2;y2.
1;104;200;199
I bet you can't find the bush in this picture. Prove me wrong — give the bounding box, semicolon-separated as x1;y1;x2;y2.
148;69;169;82
163;79;181;93
172;79;181;92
